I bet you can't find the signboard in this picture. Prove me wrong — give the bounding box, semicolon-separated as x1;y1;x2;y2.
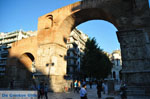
0;90;37;99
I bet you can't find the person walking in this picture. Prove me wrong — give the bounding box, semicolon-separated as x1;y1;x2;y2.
80;84;88;99
97;81;102;99
82;80;86;85
77;81;81;93
44;83;48;99
37;83;41;99
38;82;44;99
74;80;78;93
102;81;108;94
120;82;127;99
89;81;93;89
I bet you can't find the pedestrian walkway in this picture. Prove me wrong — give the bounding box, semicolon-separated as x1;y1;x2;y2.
47;85;120;99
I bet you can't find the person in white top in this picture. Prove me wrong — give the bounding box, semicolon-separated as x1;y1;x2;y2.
102;81;108;94
80;84;87;99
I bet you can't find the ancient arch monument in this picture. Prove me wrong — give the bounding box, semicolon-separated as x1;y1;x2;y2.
5;0;150;94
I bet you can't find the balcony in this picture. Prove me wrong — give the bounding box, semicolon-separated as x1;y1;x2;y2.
67;56;78;59
0;67;5;71
0;73;5;76
2;45;10;49
0;45;7;49
1;51;8;54
0;61;6;65
3;39;17;44
68;48;78;55
68;48;76;51
67;64;78;67
1;38;17;44
67;40;75;44
0;57;7;60
4;33;17;39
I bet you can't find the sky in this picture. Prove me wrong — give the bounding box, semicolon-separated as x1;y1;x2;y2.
0;0;150;53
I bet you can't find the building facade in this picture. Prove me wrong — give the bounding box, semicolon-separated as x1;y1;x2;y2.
109;50;122;82
66;28;88;79
0;30;37;79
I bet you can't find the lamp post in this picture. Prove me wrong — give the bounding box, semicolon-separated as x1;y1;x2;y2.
46;63;54;78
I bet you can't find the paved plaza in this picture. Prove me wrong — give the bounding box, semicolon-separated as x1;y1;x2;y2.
47;85;120;99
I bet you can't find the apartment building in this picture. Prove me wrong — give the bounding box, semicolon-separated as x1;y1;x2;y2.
66;28;88;79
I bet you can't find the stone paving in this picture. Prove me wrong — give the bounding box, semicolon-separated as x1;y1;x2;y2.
47;85;120;99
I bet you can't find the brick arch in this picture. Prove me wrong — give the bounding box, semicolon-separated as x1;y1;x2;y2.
59;8;118;34
19;52;35;72
37;0;149;47
57;8;119;43
8;36;38;62
38;1;120;47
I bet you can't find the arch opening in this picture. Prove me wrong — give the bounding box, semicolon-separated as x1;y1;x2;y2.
18;53;35;78
77;20;119;53
9;53;36;89
19;53;35;69
66;19;120;80
58;8;119;37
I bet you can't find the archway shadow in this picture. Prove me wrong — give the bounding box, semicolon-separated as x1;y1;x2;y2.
0;51;51;93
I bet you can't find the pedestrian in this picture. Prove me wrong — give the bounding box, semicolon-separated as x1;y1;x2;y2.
77;81;81;93
31;83;36;90
82;80;86;85
37;83;41;99
97;81;102;99
89;81;92;89
102;81;108;94
80;84;88;99
10;80;14;89
71;82;73;91
44;83;48;99
120;82;127;99
38;82;44;99
74;80;78;93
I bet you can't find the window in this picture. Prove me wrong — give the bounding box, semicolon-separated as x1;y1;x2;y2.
113;71;116;79
116;59;120;66
78;62;79;65
74;60;76;64
67;52;70;56
67;67;70;74
67;59;71;65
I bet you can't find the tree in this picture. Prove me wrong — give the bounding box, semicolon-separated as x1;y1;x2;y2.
81;37;112;80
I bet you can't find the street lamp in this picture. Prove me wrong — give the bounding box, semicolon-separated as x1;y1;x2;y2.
46;63;54;77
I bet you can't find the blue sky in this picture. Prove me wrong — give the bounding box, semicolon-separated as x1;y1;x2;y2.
0;0;150;53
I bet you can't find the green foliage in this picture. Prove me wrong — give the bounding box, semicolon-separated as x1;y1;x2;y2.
81;37;112;79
